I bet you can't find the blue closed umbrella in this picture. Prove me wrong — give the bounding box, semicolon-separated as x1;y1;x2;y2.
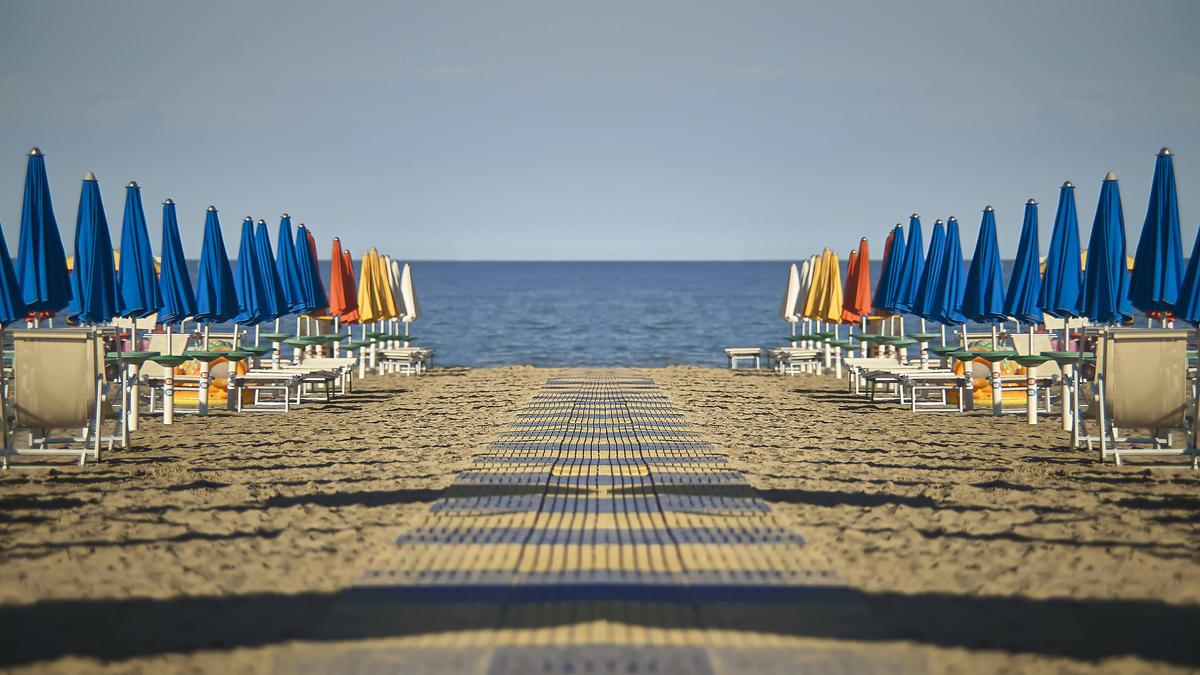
1081;173;1132;324
294;224;329;314
872;224;906;315
935;217;967;325
1038;181;1083;318
894;214;924;313
233;217;271;326
115;182;162;318
276;215;307;313
961;206;1007;324
16;148;71;315
157;199;196;325
254;220;289;321
914;219;946;322
68;173;119;324
0;224;26;326
1003;199;1043;325
194;206;238;324
1174;228;1200;326
1129;148;1184;315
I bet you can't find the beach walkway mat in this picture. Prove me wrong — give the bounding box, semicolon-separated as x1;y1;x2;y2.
283;375;921;673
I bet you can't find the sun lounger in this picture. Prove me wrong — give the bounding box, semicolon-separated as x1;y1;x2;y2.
771;347;820;375
723;348;761;370
378;347;429;375
3;329;116;468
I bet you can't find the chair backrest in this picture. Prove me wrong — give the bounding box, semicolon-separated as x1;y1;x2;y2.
142;332;194;377
1099;329;1188;429
1008;332;1056;356
9;329;102;430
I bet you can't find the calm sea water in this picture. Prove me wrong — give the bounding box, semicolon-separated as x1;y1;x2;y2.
166;259;1078;368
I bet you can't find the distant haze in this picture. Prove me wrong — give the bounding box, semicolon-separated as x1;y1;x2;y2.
1;0;1197;260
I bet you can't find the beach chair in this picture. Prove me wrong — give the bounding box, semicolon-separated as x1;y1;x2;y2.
1089;329;1196;468
3;329;116;468
378;346;428;375
772;347;821;375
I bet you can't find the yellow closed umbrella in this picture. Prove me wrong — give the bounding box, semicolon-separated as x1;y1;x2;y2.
819;249;844;323
356;249;381;323
802;253;824;320
375;252;399;320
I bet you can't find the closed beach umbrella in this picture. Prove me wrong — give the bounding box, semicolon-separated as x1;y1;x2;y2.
1130;148;1184;314
802;251;827;320
400;262;421;323
1174;228;1200;325
797;255;815;318
819;250;844;323
254;220;288;322
294;225;329;315
1081;173;1133;324
68;173;119;324
275;215;306;313
961;207;1006;324
340;248;360;324
914;219;946;322
1003;199;1044;324
194;206;238;323
873;225;905;315
1038;182;1083;318
391;258;409;319
935;217;967;325
233;217;270;325
779;263;802;326
355;250;380;323
115;181;162;318
16;148;71;315
841;238;872;322
376;254;400;319
157;199;196;325
329;237;359;323
0;224;26;326
840;249;860;323
894;214;924;313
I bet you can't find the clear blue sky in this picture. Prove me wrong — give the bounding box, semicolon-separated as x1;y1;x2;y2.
1;0;1197;260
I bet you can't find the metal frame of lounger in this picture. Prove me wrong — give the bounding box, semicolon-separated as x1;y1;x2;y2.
244;369;331;404
377;348;425;375
897;371;968;412
278;359;355;395
773;348;821;375
863;366;950;402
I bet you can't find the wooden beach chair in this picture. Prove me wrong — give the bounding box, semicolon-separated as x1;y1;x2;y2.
3;329;115;468
1090;329;1196;468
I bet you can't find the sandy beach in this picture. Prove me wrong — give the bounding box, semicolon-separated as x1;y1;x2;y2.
1;366;1198;673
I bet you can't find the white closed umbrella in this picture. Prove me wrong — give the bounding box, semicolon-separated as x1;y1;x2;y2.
780;263;802;334
400;262;421;332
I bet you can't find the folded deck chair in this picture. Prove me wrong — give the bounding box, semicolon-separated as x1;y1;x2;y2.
1081;329;1195;468
3;329;115;468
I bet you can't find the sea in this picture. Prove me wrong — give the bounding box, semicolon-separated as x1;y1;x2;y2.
168;259;1078;368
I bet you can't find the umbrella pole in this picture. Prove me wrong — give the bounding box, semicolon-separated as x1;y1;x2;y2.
128;317;140;434
203;325;210;350
940;324;946;347
1193;325;1200;451
164;324;174;426
333;317;340;358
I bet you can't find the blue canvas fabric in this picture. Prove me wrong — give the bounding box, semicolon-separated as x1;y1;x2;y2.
1002;200;1044;324
961;207;1007;324
294;225;329;314
255;220;289;321
1081;175;1133;324
115;183;162;318
233;217;271;326
1174;227;1200;326
276;215;307;313
935;217;967;325
16;149;71;314
194;207;238;323
0;223;27;326
68;176;119;324
893;214;924;313
913;219;945;322
1129;149;1184;314
872;224;906;315
1038;182;1083;318
156;199;196;325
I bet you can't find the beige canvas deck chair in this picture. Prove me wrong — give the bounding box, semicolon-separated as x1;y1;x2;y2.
3;329;114;468
1091;329;1196;468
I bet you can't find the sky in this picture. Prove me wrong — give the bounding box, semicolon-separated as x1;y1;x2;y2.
1;0;1198;261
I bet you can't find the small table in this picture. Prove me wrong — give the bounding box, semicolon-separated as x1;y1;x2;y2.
972;350;1018;416
724;348;762;370
115;350;159;437
1042;351;1094;432
148;354;187;425
182;350;226;416
1014;355;1053;425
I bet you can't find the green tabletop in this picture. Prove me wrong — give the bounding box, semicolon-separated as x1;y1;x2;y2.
910;332;941;341
396;335;415;342
239;345;274;356
261;332;291;341
182;349;225;363
949;350;977;361
344;339;372;349
1041;350;1094;366
283;337;311;348
889;337;918;347
828;339;854;348
222;350;253;362
367;331;390;340
850;333;881;341
871;335;902;344
784;336;804;342
1013;354;1052;367
972;350;1018;363
149;354;187;367
812;331;835;339
929;345;960;356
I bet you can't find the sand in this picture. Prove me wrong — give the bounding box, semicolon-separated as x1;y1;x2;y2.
1;366;1197;673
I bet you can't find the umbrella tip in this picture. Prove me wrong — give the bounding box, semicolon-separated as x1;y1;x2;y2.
83;171;96;181
1026;198;1037;205
1062;181;1074;189
28;147;42;157
207;205;217;212
243;216;253;222
935;218;944;224
126;180;139;189
984;205;993;212
911;213;919;218
257;219;266;225
948;216;957;221
1105;171;1117;181
1159;147;1172;157
282;212;290;219
163;198;174;205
